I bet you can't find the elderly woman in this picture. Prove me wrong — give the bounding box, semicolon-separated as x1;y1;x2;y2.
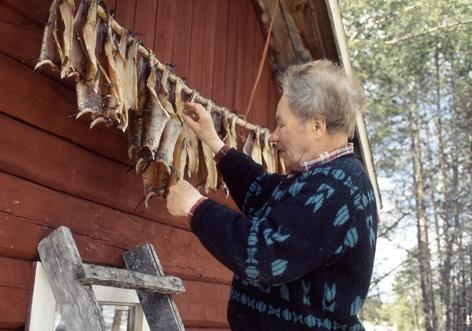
167;60;377;331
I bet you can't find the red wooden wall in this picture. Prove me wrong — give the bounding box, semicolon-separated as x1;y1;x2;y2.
0;0;280;329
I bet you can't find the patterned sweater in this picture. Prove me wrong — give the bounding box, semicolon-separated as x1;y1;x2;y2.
191;148;378;331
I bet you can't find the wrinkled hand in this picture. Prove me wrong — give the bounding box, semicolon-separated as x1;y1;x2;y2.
166;180;204;217
183;102;224;153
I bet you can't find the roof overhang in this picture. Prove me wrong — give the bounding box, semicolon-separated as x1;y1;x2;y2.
251;0;382;209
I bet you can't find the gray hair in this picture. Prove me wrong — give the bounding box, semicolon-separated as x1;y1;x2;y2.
280;60;364;138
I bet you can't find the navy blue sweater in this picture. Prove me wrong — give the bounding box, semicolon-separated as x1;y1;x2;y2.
191;149;378;331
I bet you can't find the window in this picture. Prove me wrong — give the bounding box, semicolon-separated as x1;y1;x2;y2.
28;263;150;331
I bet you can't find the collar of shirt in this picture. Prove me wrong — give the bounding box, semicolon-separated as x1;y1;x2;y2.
287;143;354;178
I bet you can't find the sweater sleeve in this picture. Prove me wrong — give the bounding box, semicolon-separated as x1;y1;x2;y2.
191;175;355;286
217;148;283;215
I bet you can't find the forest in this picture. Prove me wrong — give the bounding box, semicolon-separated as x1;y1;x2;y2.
340;0;472;330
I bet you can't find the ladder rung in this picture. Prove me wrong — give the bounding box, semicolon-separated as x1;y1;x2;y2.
77;263;185;294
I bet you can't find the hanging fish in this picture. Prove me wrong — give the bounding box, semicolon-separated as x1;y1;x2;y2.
202;103;218;193
250;128;263;165
58;0;75;78
36;0;62;71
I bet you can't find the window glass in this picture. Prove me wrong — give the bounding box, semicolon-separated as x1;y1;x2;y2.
53;304;136;331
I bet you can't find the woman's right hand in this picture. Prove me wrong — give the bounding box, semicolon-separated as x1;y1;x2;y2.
182;102;225;153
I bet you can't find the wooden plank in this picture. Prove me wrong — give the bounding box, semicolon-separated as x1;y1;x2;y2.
176;280;230;328
210;0;229;106
0;287;31;329
171;0;194;80
0;113;191;229
77;263;185;294
0;209;124;266
222;0;240;109
0;257;33;290
134;0;158;49
115;0;137;32
251;23;270;127
153;0;177;63
0;171;233;283
0;4;45;64
201;0;218;98
187;0;206;92
0;53;131;167
243;9;259;124
0;258;33;329
37;226;107;331
233;0;250;113
3;0;53;26
124;245;185;331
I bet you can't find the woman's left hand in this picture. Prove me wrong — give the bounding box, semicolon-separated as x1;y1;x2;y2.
166;180;204;217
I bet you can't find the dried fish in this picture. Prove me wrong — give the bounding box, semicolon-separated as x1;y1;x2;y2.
36;0;62;70
172;79;188;177
139;61;170;169
76;79;102;121
81;0;98;81
261;129;276;173
103;14;123;127
112;29;129;130
242;132;255;156
184;93;200;178
124;39;139;111
68;0;88;80
127;51;149;160
155;116;183;173
202;104;218;192
142;162;169;208
58;0;75;78
229;115;238;149
250;128;263;165
168;130;187;187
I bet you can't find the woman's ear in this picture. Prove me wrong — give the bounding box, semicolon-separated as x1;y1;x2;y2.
311;117;327;138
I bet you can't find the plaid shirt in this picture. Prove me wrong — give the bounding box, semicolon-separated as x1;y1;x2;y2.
300;143;354;171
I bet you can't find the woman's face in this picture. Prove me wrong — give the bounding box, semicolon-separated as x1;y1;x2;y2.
269;96;315;169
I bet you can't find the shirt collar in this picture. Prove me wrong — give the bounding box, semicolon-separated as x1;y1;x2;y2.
300;143;354;171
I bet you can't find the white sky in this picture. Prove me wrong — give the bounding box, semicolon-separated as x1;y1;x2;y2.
373;177;417;302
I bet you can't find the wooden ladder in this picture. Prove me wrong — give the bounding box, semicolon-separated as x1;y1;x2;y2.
37;226;186;331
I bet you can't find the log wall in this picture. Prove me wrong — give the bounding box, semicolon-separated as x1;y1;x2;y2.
0;0;280;329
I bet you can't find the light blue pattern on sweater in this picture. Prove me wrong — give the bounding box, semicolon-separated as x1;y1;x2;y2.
331;169;346;181
334;205;350;226
366;215;376;248
271;259;288;276
343;176;358;195
280;284;290;301
354;192;369;210
305;183;335;213
242;173;268;211
344;228;359;248
289;181;305;196
263;226;290;246
322;283;336;312
302;280;311;306
350;296;363;316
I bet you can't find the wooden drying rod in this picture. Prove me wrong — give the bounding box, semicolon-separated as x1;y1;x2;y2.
96;5;270;135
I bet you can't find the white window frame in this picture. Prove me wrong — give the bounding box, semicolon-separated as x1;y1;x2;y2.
28;262;150;331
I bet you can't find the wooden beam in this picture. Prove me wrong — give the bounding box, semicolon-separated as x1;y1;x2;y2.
124;244;186;331
37;226;107;331
77;263;185;294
